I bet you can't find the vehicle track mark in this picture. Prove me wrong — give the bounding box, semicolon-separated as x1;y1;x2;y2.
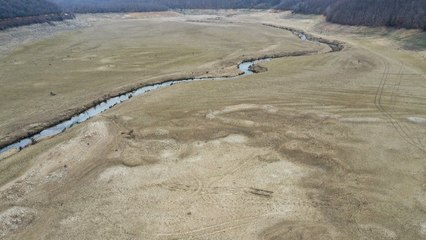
374;61;426;153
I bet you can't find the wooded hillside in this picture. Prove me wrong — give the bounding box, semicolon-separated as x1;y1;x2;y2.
277;0;426;30
50;0;168;13
326;0;426;30
2;0;421;30
51;0;425;30
0;0;62;20
0;0;74;30
50;0;280;12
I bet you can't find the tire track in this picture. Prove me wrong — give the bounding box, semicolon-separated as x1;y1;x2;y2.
374;60;426;153
155;213;286;239
155;215;258;239
390;64;404;113
0;22;344;157
390;65;426;149
201;155;256;206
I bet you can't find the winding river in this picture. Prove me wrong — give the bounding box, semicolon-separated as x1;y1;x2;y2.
0;24;344;156
0;59;270;155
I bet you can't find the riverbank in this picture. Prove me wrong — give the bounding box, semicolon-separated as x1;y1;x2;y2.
0;12;326;158
1;10;425;240
1;35;341;156
0;58;270;155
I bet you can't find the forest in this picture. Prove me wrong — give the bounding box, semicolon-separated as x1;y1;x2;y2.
0;0;73;30
277;0;426;30
49;0;280;12
0;0;62;19
0;0;425;30
50;0;426;30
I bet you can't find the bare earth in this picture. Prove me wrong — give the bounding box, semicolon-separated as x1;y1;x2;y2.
0;10;426;239
0;12;325;148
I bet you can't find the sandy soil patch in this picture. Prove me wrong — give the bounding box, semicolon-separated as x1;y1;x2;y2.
0;10;425;240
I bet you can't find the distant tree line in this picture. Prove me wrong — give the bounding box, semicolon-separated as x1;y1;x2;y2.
276;0;334;14
0;0;62;19
277;0;426;30
0;0;74;30
0;13;74;30
0;0;424;30
49;0;281;12
51;0;425;30
50;0;168;13
327;0;426;30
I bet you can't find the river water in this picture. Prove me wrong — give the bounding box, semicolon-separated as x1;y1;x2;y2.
0;59;270;154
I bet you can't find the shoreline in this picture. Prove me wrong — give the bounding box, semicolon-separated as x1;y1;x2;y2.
0;54;307;156
0;22;344;158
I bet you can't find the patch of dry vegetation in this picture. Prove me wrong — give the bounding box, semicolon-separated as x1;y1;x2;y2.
0;10;425;240
0;13;324;148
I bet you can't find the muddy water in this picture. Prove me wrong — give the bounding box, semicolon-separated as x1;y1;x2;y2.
0;59;270;155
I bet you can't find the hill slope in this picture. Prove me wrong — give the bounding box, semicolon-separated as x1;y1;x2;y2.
52;0;426;30
1;0;424;30
278;0;426;30
0;0;73;30
50;0;279;13
0;0;62;19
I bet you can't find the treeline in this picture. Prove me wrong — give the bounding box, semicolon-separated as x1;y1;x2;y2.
277;0;426;30
49;0;280;13
49;0;426;30
0;0;74;30
327;0;426;30
276;0;334;14
50;0;168;13
159;0;281;9
2;0;423;31
0;13;74;30
0;0;62;19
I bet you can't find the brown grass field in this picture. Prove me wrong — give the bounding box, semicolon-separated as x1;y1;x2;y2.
0;10;425;239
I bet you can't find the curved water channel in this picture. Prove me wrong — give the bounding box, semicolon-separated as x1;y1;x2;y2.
0;59;270;155
1;25;343;156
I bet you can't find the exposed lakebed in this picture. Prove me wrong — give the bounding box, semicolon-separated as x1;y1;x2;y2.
0;24;343;157
0;59;270;155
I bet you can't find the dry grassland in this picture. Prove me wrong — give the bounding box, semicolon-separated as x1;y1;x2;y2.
0;10;425;240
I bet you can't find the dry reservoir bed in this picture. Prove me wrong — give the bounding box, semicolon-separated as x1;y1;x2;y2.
0;10;426;239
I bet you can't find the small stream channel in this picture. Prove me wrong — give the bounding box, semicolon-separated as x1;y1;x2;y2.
1;25;343;156
0;59;270;155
